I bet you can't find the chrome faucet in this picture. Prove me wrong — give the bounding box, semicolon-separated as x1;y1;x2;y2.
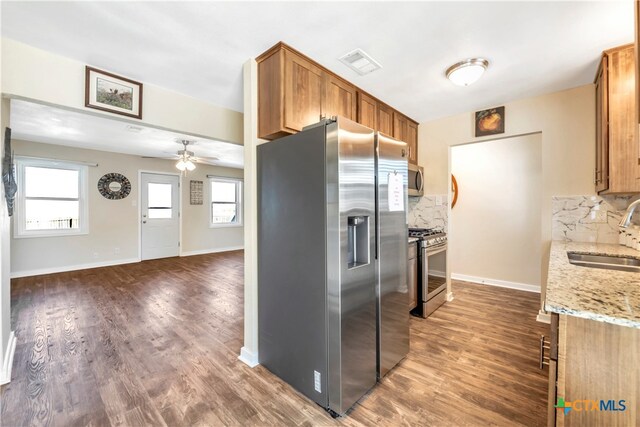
619;198;640;228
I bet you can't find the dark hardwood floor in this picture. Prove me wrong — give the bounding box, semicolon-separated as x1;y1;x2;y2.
1;251;549;426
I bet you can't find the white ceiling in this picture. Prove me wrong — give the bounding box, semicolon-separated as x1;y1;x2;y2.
0;1;634;122
10;99;244;169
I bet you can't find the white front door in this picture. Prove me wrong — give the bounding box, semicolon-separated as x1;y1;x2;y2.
141;172;180;260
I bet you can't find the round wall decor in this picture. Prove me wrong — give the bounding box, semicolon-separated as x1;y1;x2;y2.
98;173;131;200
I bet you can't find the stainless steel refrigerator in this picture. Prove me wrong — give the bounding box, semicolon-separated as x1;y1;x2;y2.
257;117;409;416
375;132;410;379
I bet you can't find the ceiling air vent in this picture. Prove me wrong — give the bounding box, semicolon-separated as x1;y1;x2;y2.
339;48;382;76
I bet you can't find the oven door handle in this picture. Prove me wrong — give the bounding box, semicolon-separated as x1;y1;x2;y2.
425;243;447;255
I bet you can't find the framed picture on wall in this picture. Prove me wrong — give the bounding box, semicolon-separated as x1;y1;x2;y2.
85;66;143;119
190;180;203;205
475;106;505;137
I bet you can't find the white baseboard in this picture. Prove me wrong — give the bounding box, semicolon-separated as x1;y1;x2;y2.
10;247;245;278
180;246;244;257
431;269;446;278
451;273;540;293
0;331;17;385
238;346;259;368
536;310;551;324
10;257;141;279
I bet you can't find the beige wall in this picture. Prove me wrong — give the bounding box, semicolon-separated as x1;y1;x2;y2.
1;38;244;144
420;84;595;310
420;84;595;196
451;134;542;289
0;98;11;380
0;37;246;380
10;140;244;276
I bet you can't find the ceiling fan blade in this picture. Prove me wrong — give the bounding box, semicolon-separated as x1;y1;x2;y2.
141;155;178;160
193;156;220;162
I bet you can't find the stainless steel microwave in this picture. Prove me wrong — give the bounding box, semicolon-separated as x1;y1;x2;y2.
408;164;424;197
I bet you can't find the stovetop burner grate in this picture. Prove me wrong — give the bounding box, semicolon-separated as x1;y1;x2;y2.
409;228;445;238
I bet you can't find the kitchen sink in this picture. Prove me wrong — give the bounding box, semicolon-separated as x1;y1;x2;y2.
567;252;640;273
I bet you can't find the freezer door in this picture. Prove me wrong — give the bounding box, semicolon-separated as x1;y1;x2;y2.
375;132;410;378
326;118;377;415
257;125;330;408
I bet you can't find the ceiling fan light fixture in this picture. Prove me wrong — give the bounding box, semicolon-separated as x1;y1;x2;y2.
174;140;197;172
446;58;489;87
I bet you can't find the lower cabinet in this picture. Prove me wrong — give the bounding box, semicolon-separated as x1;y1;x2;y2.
545;313;639;427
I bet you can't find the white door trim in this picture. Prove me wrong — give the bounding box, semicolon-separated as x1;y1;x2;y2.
138;170;183;260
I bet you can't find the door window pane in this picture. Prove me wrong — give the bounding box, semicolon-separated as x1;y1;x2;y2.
25;166;79;198
148;183;172;219
25;200;80;230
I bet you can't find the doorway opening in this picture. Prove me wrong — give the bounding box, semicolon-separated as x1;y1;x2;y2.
449;132;543;291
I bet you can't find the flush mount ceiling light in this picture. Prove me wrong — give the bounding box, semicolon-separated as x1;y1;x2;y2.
446;58;489;87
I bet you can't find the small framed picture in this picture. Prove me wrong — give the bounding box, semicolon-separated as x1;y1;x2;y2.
85;66;143;119
475;106;505;137
190;180;204;205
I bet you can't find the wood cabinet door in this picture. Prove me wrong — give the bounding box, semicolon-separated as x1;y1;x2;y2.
636;0;640;129
595;58;609;193
357;92;377;130
607;46;638;193
323;74;357;121
393;111;408;142
558;315;640;427
377;103;394;136
407;121;418;165
283;50;323;132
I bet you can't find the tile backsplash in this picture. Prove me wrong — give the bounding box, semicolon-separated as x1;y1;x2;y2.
552;195;640;244
408;194;448;231
408;194;639;244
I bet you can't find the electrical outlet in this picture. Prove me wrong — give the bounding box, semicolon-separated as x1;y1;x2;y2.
436;196;443;206
93;252;99;259
114;247;120;254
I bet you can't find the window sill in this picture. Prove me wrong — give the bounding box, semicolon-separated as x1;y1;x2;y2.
209;223;243;229
14;230;89;239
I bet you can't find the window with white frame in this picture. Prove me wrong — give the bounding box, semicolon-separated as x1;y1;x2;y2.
209;177;242;227
15;158;88;237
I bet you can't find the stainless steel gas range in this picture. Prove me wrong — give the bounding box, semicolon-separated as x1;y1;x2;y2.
409;228;448;317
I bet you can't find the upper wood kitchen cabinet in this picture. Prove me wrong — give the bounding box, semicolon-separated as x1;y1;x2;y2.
257;42;357;140
595;44;640;194
257;43;421;165
393;111;419;165
357;91;377;130
595;59;609;193
324;74;357;122
377;102;394;136
407;121;419;165
636;0;640;129
258;45;323;140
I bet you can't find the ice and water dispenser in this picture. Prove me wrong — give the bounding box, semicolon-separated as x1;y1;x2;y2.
347;216;370;269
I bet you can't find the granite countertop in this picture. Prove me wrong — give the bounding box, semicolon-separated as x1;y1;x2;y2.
545;241;640;329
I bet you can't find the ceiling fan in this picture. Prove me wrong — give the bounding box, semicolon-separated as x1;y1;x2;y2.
143;139;219;172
